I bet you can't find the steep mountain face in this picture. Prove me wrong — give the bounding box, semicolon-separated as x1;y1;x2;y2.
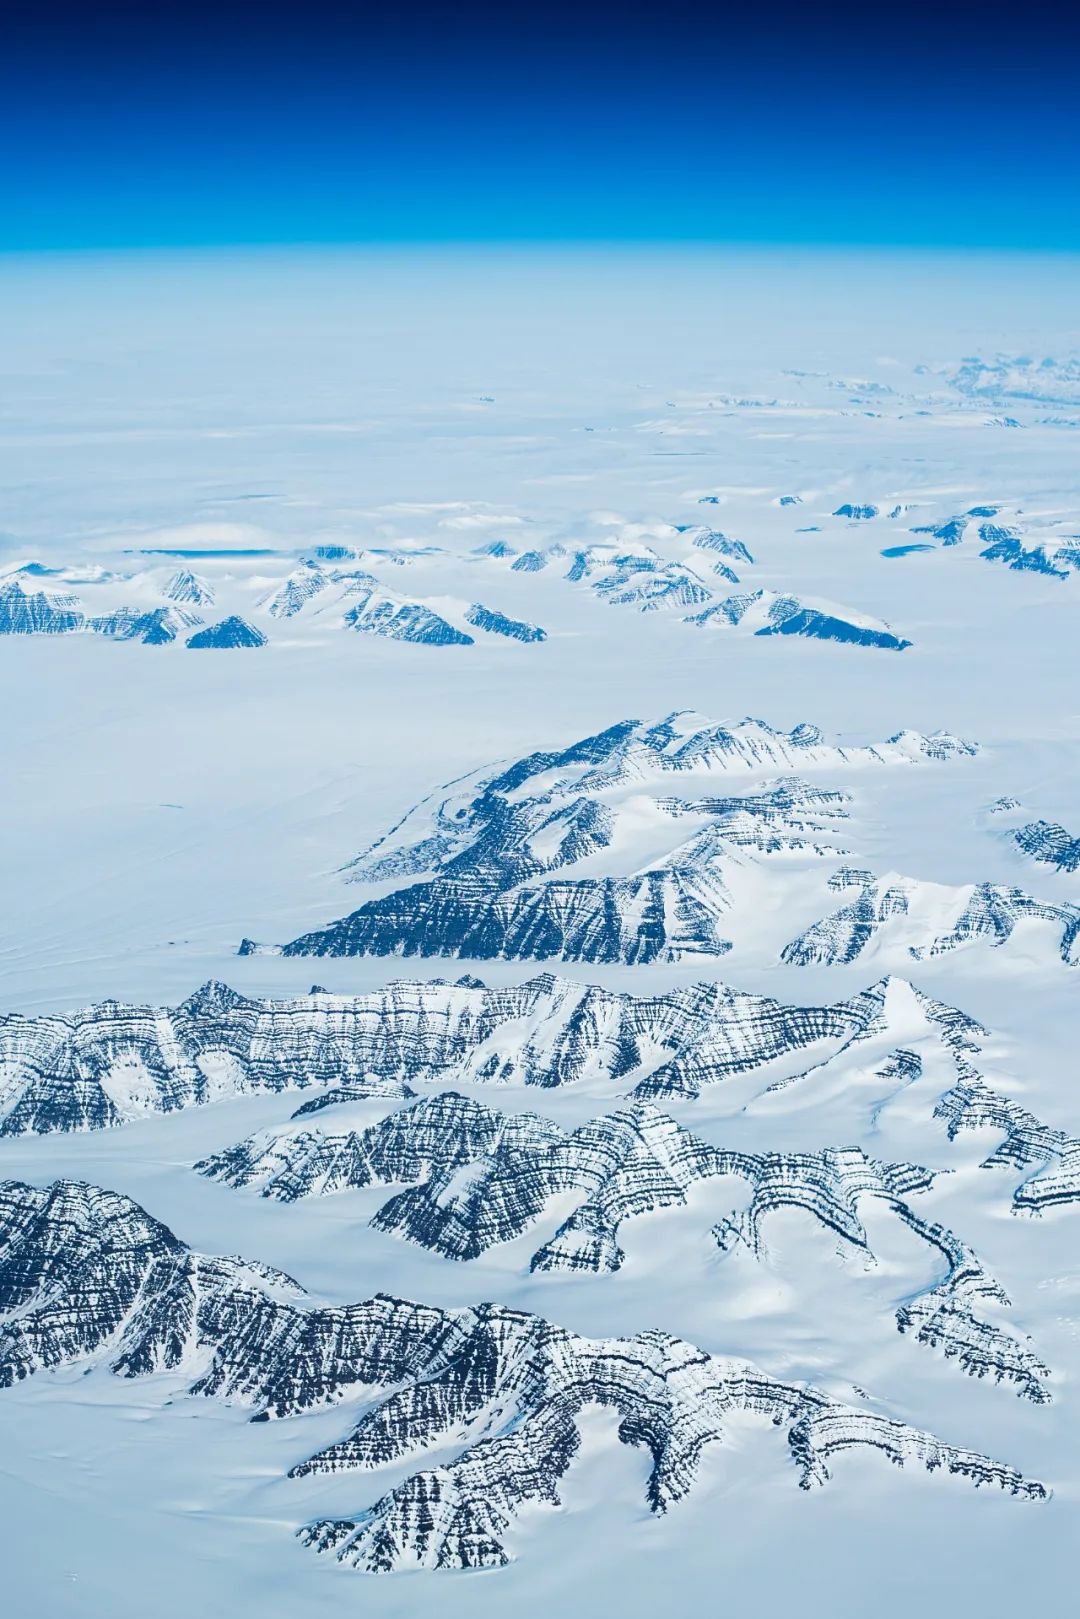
464;602;546;642
0;1177;460;1414
0;971;981;1133
0;1178;1044;1575
257;711;974;961
1014;819;1080;873
907;506;1080;577
686;589;911;649
262;560;334;618
90;605;203;643
687;528;755;565
782;872;1080;968
979;528;1077;577
0;573;209;644
186;615;267;648
199;1093;1050;1400
343;585;474;645
268;775;854;963
0;577;84;633
164;568;215;605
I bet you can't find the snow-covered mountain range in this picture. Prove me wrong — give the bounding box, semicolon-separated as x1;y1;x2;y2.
239;712;977;962
0;1176;1047;1577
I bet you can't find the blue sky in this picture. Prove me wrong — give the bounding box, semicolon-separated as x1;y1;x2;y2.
4;0;1079;250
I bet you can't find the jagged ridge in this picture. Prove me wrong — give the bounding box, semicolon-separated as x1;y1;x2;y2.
0;1178;1043;1577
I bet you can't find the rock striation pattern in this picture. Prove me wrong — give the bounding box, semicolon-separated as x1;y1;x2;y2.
186;615;267;649
202;1092;1049;1400
783;873;1080;967
907;504;1080;577
686;589;911;650
0;1178;1044;1574
256;711;974;961
936;1069;1080;1217
0;577;84;633
298;1306;1045;1573
464;603;547;642
0;971;997;1135
1014;819;1080;873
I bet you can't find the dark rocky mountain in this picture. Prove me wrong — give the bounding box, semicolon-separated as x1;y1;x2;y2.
0;971;987;1132
0;1177;1045;1576
201;1093;1051;1401
252;712;974;960
186;615;267;649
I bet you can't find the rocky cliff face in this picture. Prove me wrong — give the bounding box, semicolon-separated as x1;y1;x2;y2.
0;577;84;633
686;588;912;649
201;1091;1050;1401
1014;819;1080;873
464;602;546;641
783;873;1080;967
0;1177;1044;1575
256;710;974;960
1;972;966;1134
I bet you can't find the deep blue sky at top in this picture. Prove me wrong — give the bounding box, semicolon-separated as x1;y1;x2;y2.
4;0;1079;250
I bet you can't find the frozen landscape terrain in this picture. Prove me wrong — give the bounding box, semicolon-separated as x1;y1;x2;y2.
2;248;1080;1619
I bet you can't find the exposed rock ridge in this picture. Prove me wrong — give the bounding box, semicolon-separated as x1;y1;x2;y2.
0;1178;1044;1576
200;1092;1048;1399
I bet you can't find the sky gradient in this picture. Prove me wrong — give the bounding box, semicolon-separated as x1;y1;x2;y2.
4;0;1080;250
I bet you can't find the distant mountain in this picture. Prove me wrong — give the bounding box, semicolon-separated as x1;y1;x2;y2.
464;602;546;642
90;605;203;644
944;353;1080;408
0;577;83;634
252;712;974;961
782;871;1080;968
164;567;215;606
186;615;267;648
907;507;1080;577
344;588;473;644
686;589;911;650
832;503;880;520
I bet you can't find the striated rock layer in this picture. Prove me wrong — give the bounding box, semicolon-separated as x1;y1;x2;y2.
0;1178;1044;1577
252;710;975;960
0;971;970;1134
202;1092;1050;1401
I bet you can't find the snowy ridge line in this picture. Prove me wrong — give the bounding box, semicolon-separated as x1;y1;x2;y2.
685;588;911;650
200;1093;1050;1400
297;1303;1046;1575
480;531;913;646
0;970;981;1133
0;555;549;651
245;710;976;961
263;558;550;646
267;775;851;965
936;1066;1080;1216
1013;819;1080;874
0;1177;1045;1579
782;872;1080;968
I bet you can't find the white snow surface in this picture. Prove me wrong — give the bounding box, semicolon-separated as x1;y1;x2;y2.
1;247;1079;1618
